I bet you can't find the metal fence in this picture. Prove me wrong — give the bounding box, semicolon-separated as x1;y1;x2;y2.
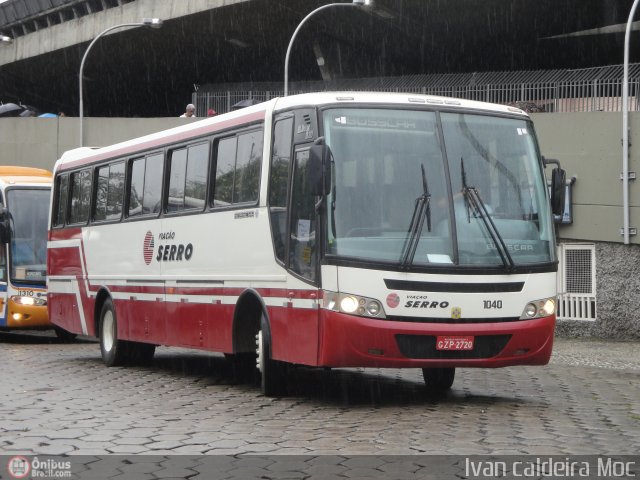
193;64;640;116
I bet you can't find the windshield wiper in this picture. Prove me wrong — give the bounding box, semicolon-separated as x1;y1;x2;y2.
460;157;514;269
400;164;431;268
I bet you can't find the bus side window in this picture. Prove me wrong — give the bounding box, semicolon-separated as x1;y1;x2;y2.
235;130;262;203
94;165;109;221
167;143;208;212
107;162;125;221
53;174;68;227
184;143;209;210
143;153;163;214
69;169;92;225
269;117;293;263
213;137;236;206
167;148;188;212
128;153;163;217
128;158;145;217
212;129;262;206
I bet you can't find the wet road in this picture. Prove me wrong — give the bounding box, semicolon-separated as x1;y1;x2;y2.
1;332;639;456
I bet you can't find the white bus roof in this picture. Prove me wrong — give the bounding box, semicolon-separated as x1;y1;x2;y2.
55;92;527;172
273;91;528;116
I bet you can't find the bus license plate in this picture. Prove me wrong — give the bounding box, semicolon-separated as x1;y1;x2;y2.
436;336;474;351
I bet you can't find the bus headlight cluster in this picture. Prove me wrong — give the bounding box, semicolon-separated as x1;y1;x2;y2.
520;297;555;320
11;295;47;306
323;290;386;319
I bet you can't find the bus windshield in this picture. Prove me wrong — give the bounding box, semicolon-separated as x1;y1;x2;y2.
6;188;50;285
323;108;555;269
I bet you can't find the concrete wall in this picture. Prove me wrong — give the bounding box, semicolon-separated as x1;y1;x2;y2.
0;116;186;170
532;112;639;244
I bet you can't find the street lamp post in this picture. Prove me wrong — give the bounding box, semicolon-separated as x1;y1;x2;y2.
284;0;373;97
622;0;640;244
79;18;162;146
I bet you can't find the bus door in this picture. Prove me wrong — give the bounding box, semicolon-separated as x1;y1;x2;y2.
0;243;7;326
0;204;8;326
279;142;321;365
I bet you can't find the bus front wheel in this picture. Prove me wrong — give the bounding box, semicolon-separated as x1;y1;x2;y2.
422;367;455;390
256;316;287;397
99;299;128;367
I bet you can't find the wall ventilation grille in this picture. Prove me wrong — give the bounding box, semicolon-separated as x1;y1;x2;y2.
557;243;596;321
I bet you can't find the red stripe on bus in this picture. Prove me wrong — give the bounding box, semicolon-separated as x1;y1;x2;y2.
49;228;83;241
82;285;320;300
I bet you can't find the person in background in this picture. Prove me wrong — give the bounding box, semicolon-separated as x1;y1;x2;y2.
180;104;196;118
207;108;217;117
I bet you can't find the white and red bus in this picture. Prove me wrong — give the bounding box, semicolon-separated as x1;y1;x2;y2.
47;92;564;395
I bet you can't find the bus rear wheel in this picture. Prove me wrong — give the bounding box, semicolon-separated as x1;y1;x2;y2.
422;367;455;390
256;316;287;397
99;299;128;367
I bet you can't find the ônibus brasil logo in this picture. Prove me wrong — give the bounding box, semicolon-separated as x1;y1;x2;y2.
7;456;30;479
143;231;155;265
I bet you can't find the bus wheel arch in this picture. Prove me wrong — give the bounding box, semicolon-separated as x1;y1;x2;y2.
231;290;287;396
94;287;112;338
232;289;265;354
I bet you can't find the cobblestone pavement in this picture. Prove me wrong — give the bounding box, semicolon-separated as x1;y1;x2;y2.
0;331;639;459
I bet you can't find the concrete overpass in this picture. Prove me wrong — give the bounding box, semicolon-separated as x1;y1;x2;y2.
0;0;637;117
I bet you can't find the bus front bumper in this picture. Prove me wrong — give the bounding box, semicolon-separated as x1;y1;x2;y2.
6;300;50;328
318;311;555;368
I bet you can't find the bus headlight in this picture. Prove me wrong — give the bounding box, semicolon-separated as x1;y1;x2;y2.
520;297;555;320
340;296;359;313
11;295;47;306
323;291;386;319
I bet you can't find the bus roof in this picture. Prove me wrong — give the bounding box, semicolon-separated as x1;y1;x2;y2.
0;166;53;188
272;91;529;116
54;91;528;173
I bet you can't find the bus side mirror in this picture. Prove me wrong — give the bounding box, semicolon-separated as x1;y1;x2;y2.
308;144;331;196
0;207;9;244
550;167;566;216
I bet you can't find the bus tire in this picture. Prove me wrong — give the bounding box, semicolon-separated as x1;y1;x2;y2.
422;367;455;390
99;298;129;367
54;326;77;343
256;315;287;397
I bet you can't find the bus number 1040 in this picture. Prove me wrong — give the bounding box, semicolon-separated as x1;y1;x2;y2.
483;300;503;309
